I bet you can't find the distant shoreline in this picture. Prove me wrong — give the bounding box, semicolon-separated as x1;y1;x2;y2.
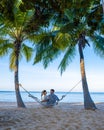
0;90;104;93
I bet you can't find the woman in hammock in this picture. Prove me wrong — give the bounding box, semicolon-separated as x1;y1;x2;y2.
41;90;47;101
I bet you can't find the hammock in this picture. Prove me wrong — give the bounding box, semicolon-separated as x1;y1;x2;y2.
19;80;81;107
19;84;55;107
28;94;57;107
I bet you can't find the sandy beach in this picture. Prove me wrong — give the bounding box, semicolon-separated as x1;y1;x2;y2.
0;102;104;130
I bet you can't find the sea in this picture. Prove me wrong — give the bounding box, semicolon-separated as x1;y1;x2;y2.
0;91;103;103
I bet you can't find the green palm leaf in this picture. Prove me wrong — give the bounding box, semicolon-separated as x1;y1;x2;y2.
22;44;33;61
93;35;104;58
53;32;71;50
9;51;17;70
58;45;76;74
0;40;13;56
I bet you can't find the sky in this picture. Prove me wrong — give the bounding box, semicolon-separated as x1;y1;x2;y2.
0;44;104;92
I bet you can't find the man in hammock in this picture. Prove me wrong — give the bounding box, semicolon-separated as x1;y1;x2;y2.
42;89;60;106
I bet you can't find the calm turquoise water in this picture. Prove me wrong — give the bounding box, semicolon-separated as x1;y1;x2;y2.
0;91;103;103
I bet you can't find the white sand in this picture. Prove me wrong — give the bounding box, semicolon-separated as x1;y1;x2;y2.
0;102;104;130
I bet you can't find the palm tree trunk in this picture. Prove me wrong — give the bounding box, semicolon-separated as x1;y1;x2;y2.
15;69;26;108
78;34;97;110
14;42;26;108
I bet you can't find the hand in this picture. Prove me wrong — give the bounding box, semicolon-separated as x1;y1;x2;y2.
62;95;66;98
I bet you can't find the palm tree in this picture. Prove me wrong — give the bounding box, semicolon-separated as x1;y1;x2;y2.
33;29;97;110
0;0;55;107
78;33;97;109
33;0;104;110
0;2;35;107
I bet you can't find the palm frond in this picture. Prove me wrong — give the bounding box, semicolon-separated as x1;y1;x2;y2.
58;45;76;74
92;35;104;58
22;44;33;61
53;32;71;50
34;40;61;68
0;40;13;56
0;0;16;21
9;51;16;70
33;29;62;68
33;34;51;65
1;7;34;38
28;31;49;44
42;46;61;68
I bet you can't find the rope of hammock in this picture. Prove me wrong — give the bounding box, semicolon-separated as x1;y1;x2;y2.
55;79;82;103
19;79;81;105
62;79;82;97
19;84;41;104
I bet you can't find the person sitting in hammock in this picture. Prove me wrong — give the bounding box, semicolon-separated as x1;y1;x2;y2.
41;90;47;101
41;89;60;106
28;88;65;107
